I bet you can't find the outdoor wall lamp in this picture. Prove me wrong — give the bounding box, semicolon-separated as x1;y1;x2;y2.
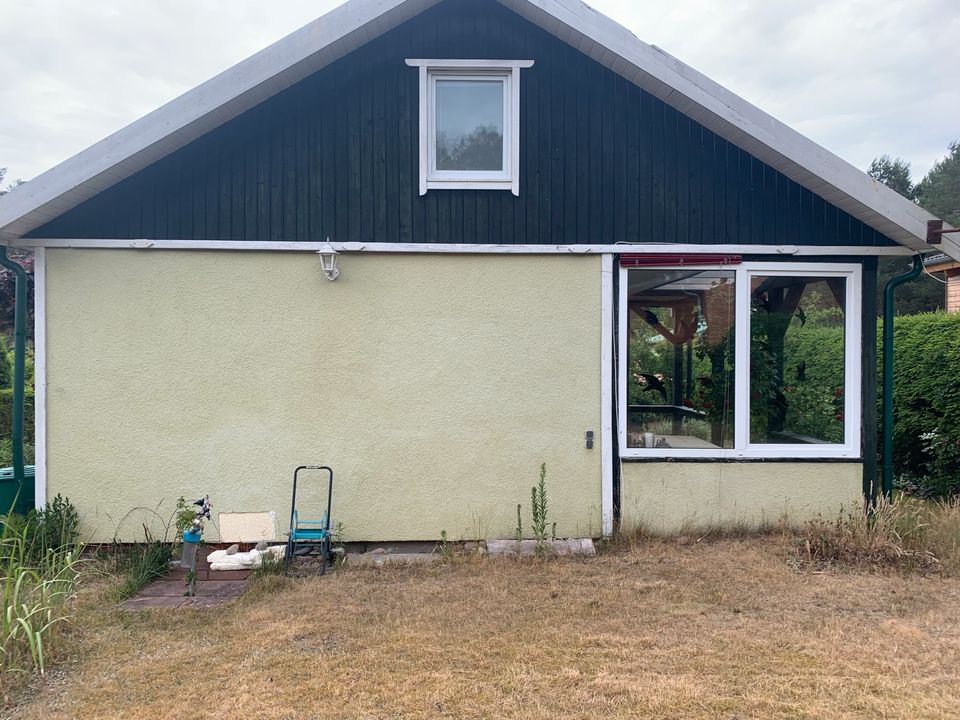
317;239;340;281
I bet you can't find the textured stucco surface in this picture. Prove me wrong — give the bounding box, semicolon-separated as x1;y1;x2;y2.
45;250;602;543
620;462;862;533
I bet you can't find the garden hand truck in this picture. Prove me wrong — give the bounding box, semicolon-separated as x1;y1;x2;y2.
284;465;334;576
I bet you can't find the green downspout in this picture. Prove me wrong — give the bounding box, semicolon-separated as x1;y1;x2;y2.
881;254;923;500
0;248;27;504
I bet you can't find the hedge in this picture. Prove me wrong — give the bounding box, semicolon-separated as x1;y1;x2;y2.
886;312;960;477
0;388;35;448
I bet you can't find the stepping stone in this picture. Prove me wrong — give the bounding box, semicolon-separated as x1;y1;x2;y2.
137;580;189;597
181;596;235;608
207;569;251;580
120;596;187;610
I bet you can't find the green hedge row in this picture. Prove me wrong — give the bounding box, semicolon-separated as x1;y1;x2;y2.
788;311;960;481
886;312;960;476
0;388;35;448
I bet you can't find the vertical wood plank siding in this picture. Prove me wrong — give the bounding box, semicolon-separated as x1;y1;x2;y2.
28;0;895;247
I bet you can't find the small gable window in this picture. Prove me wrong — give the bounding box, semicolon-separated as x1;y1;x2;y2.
406;59;534;196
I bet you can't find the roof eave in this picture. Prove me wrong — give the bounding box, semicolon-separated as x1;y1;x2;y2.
501;0;952;256
0;0;442;240
0;0;954;260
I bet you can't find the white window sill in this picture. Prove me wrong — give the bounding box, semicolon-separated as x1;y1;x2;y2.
425;180;515;192
619;447;861;460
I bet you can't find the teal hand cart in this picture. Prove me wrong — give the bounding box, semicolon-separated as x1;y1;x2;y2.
284;465;334;576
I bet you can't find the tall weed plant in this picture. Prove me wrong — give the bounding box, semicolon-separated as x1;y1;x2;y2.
1;511;84;675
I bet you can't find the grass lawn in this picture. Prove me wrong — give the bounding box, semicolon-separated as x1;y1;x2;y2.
8;535;960;719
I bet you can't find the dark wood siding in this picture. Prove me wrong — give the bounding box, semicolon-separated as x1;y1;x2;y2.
28;0;896;247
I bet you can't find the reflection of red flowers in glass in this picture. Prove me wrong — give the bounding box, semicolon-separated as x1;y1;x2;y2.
682;398;694;408
835;413;844;422
834;387;843;398
703;401;713;410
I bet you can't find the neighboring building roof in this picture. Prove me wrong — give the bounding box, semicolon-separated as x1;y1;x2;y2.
925;252;959;269
0;0;956;259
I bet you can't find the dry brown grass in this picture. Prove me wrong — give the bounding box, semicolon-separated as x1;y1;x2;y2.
7;536;960;720
796;497;960;574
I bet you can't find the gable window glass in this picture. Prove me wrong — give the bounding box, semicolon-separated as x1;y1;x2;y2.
407;60;533;195
435;78;504;172
619;261;861;459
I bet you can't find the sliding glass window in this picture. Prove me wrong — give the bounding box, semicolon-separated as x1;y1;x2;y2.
619;262;861;459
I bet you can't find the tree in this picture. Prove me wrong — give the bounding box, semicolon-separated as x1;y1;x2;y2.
868;155;913;197
0;168;24;196
436;125;503;171
914;141;960;227
867;154;943;315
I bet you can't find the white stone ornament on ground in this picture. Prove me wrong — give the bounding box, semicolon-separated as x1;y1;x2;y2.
208;544;285;571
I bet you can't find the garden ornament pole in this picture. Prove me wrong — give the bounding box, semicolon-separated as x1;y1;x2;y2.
180;495;211;596
881;254;923;501
0;248;27;498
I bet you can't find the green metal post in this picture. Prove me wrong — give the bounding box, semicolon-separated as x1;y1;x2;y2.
881;254;923;500
0;248;27;503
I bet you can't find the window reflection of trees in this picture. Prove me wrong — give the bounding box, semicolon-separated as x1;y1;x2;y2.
436;124;503;171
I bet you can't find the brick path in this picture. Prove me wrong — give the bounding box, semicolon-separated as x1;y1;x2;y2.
120;547;251;610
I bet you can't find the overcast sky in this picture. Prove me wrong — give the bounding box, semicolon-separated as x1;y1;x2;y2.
1;0;957;186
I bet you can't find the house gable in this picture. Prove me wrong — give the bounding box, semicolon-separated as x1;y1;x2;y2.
26;0;896;248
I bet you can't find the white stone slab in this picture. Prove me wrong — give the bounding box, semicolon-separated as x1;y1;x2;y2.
217;511;277;543
485;538;596;557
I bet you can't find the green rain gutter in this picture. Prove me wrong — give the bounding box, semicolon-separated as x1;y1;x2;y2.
881;253;923;501
0;247;27;501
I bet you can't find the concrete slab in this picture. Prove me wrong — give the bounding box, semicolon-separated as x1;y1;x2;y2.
205;569;251;580
194;580;247;597
181;596;237;608
486;538;596;558
350;552;440;567
138;580;190;597
120;596;186;610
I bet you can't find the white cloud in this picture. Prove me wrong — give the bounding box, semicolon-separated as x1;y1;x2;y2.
0;0;956;186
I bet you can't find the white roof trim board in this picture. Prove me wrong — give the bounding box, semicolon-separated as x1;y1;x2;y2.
0;0;956;260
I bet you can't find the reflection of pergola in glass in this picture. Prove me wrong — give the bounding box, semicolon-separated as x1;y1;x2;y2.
627;270;734;447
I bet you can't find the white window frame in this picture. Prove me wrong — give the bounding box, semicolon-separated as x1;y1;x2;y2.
406;59;534;196
618;261;862;459
429;71;511;186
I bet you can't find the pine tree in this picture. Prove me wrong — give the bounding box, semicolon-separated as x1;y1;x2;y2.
868;155;913;197
915;142;960;227
867;154;943;315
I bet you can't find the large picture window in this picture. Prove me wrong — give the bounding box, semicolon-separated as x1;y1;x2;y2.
619;261;861;458
625;269;736;450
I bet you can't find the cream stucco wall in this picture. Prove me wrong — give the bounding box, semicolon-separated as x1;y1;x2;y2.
620;462;862;533
45;250;603;543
